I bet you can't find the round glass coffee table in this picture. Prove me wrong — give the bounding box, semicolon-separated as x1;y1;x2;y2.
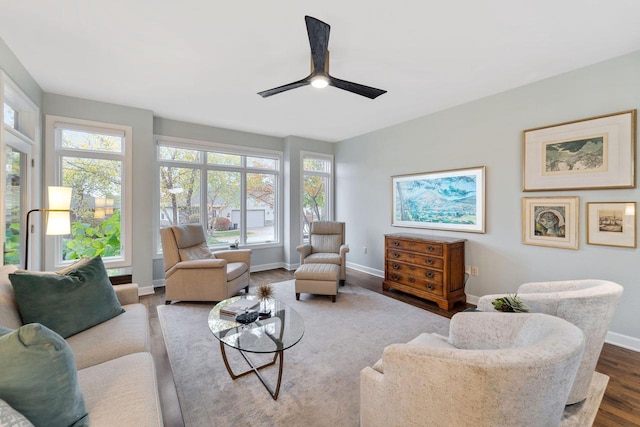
208;295;304;400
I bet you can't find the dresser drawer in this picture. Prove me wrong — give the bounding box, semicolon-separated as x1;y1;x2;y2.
386;237;443;256
386;249;444;269
387;261;443;284
385;268;444;296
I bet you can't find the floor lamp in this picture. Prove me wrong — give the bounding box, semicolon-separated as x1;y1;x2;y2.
24;186;72;270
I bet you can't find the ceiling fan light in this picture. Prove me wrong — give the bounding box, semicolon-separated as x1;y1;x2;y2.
310;76;329;89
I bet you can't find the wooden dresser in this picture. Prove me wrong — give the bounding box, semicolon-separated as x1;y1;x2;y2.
383;233;466;310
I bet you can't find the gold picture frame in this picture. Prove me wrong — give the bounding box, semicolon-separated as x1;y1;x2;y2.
522;196;579;249
587;202;636;248
523;110;636;191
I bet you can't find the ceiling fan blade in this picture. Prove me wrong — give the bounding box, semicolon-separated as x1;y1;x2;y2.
305;16;330;74
329;76;387;99
258;77;310;98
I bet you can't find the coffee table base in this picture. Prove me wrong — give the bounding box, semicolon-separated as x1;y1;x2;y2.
219;342;284;400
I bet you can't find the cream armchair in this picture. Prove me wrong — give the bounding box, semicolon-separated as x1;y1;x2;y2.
296;221;349;283
477;279;623;405
360;312;585;427
160;224;251;303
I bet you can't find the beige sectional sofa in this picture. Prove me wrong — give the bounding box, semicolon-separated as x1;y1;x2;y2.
0;264;163;426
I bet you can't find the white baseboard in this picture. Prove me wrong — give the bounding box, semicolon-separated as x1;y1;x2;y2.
605;331;640;352
346;261;383;278
138;285;155;296
251;262;295;272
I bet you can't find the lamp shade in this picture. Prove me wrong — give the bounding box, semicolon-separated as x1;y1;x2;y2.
46;211;71;235
46;186;72;235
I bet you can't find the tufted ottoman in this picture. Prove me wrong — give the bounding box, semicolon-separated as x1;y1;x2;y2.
294;263;340;302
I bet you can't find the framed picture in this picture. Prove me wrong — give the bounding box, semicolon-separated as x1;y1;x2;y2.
523;110;636;191
587;202;636;248
522;196;578;249
391;166;485;233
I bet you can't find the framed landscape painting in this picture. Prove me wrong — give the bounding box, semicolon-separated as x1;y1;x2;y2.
587;202;636;248
391;166;485;233
523;110;636;191
522;196;578;249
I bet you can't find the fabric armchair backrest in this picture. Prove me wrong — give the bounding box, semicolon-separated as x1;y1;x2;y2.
309;221;345;253
171;224;212;261
160;224;212;272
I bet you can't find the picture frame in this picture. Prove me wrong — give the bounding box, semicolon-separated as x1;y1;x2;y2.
587;202;636;248
391;166;485;233
523;110;636;191
522;196;578;249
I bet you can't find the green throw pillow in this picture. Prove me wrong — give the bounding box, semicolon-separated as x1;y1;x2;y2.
9;255;125;338
0;323;88;427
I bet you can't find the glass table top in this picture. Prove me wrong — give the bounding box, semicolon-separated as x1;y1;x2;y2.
208;296;304;354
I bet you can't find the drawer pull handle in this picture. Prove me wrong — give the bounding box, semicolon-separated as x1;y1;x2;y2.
392;274;400;281
426;258;434;265
427;246;435;252
408;277;415;283
426;271;434;279
427;284;434;290
393;252;400;258
392;263;400;269
393;241;400;247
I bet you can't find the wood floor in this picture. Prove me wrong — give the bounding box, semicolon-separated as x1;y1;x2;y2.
143;268;640;427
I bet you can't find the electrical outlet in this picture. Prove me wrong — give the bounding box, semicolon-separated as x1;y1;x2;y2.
464;265;471;274
363;247;368;254
471;266;479;277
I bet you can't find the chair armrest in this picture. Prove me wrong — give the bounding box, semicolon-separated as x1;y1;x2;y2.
296;244;311;263
212;249;251;264
339;244;350;257
174;259;227;269
114;283;139;305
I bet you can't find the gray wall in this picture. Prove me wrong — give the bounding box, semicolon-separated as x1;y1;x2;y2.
0;37;42;107
336;51;640;341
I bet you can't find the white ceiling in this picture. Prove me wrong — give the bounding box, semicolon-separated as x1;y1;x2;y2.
1;1;640;142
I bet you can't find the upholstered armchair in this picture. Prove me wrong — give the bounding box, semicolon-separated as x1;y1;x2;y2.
296;221;349;283
477;279;623;405
360;312;585;427
160;224;251;303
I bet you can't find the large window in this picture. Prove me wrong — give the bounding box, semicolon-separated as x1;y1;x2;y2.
302;152;333;240
47;116;132;268
158;139;280;248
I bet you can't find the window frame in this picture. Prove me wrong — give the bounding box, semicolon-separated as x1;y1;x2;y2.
1;71;40;268
155;135;283;254
300;151;334;242
45;115;133;270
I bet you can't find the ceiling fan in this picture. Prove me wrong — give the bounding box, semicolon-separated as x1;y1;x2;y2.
258;16;387;100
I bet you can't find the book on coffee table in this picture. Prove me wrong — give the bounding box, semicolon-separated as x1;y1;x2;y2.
220;299;259;317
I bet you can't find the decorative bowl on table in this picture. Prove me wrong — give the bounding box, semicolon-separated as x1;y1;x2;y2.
235;310;259;324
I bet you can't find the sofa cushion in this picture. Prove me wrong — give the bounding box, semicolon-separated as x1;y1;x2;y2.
66;303;150;370
0;398;34;427
0;324;88;427
78;352;163;426
9;255;124;338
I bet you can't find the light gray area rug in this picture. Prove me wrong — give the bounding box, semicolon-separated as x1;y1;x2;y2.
157;280;450;427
